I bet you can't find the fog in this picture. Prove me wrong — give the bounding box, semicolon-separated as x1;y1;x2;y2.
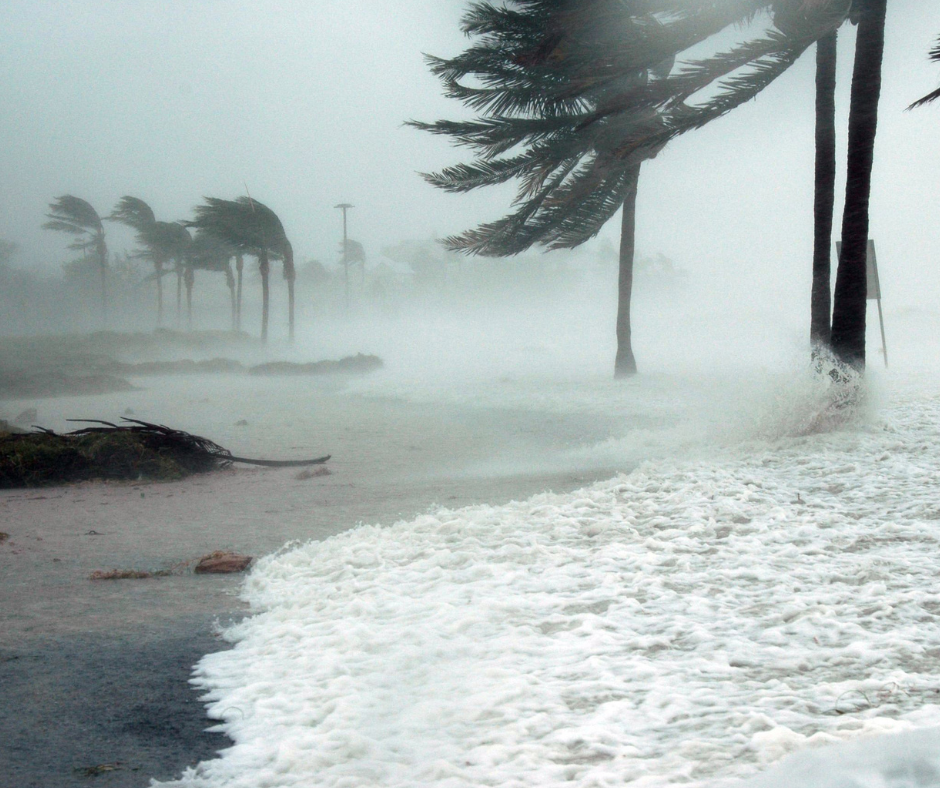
6;5;940;786
1;1;938;355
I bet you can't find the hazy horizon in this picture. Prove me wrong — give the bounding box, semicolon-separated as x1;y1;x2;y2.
1;1;938;331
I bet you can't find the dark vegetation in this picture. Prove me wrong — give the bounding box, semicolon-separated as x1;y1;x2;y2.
0;419;331;488
0;420;234;487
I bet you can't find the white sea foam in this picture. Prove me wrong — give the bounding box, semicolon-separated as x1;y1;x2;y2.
156;372;940;788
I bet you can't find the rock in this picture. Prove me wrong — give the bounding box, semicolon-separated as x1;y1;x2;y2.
296;467;330;480
123;407;135;415
235;419;249;427
194;550;252;574
0;532;9;543
14;408;38;426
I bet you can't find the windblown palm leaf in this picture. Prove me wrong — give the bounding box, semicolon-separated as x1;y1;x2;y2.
909;35;940;109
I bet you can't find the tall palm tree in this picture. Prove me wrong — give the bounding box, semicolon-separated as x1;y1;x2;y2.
811;29;838;350
830;0;888;370
43;195;109;323
189;197;294;344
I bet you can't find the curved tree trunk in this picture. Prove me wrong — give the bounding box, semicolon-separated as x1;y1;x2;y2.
614;164;641;378
811;31;837;352
831;0;887;370
155;260;165;326
235;254;244;332
260;251;270;345
288;275;295;343
225;264;237;330
175;264;183;328
97;234;109;327
184;267;195;332
283;243;296;344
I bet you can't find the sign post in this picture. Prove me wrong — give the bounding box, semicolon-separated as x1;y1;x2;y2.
836;239;887;368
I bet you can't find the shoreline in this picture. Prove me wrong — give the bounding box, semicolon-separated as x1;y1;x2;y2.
2;377;624;786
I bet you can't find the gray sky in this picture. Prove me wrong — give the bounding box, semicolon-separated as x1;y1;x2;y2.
1;1;938;311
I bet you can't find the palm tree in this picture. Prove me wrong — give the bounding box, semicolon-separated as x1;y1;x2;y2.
43;196;109;323
414;1;833;376
830;0;888;370
811;30;838;350
108;196;182;326
189;197;294;344
418;0;879;373
190;229;239;330
163;222;193;328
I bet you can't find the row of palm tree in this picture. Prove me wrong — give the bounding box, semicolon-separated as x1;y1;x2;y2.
42;195;294;344
415;0;897;378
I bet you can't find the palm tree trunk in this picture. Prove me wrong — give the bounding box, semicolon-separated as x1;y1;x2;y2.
260;251;270;345
155;261;164;326
288;275;295;343
97;234;109;327
830;0;887;370
811;31;837;351
184;267;194;332
176;265;183;327
614;164;641;378
226;264;237;330
235;254;244;332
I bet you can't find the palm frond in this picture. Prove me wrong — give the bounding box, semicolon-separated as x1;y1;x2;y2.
44;195;102;234
108;196;156;232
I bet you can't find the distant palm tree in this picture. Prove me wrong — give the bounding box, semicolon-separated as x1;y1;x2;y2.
43;196;109;323
109;196;181;326
165;222;193;328
190;228;239;330
189;197;295;343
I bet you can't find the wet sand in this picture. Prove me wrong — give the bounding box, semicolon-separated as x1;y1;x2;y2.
1;376;626;786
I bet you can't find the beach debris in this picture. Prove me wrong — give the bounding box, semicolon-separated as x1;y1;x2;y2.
89;569;154;580
194;550;253;574
0;418;330;488
14;408;38;426
296;466;330;480
0;532;9;543
235;419;249;426
74;762;123;777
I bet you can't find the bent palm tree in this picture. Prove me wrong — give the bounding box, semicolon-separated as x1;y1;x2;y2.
189;197;294;344
109;196;181;326
414;0;846;376
43;196;109;323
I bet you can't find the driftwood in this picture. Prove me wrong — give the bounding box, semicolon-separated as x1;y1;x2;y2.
0;418;329;488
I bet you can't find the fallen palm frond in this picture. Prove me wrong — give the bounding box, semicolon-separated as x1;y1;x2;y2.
0;418;330;488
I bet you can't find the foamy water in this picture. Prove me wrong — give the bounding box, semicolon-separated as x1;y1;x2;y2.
145;360;940;788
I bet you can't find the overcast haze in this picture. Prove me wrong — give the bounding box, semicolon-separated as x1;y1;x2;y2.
1;1;939;316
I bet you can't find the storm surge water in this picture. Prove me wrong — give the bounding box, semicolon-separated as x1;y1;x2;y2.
148;316;940;788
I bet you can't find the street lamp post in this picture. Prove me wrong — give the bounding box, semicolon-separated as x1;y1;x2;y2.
335;203;353;315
